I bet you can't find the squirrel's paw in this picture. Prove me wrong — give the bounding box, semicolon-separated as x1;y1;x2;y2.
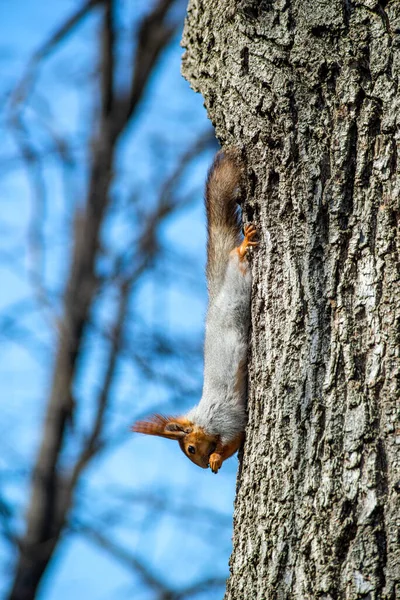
209;453;223;474
244;224;258;244
238;224;259;260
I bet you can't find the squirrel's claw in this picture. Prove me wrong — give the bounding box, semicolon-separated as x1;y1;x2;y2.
238;224;259;259
244;224;256;235
244;224;258;242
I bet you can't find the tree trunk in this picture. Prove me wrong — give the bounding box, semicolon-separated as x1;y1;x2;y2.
182;1;400;598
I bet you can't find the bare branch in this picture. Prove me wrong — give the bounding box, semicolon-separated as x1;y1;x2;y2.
7;0;105;323
10;0;103;109
5;3;213;598
72;520;227;600
157;129;216;208
91;488;232;530
0;496;17;547
101;0;116;118
0;298;50;360
175;576;227;600
8;113;53;319
114;0;178;133
67;130;213;483
72;520;172;596
68;277;132;484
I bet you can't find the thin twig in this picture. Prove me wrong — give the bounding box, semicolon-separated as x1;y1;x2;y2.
10;0;103;109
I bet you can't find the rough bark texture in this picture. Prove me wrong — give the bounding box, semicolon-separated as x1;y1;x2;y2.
182;1;400;598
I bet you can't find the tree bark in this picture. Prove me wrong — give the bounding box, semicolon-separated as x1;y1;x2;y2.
182;1;400;598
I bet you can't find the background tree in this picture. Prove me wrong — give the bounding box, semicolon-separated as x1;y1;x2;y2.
182;0;400;598
0;1;238;599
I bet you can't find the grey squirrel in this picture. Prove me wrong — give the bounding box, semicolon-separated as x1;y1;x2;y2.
132;149;258;473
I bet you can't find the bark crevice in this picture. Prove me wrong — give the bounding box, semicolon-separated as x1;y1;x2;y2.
182;1;400;597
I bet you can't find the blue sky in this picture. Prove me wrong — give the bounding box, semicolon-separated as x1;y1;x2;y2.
0;2;238;598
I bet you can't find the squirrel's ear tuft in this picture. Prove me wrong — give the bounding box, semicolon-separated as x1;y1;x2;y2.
165;421;193;436
131;414;192;440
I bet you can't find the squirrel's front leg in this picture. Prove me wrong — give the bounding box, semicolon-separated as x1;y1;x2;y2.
209;433;245;474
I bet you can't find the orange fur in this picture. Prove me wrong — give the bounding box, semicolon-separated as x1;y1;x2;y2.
238;224;258;261
132;414;243;472
131;152;256;475
209;433;244;474
131;415;192;440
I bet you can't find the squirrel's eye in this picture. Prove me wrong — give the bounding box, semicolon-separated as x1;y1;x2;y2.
187;445;196;454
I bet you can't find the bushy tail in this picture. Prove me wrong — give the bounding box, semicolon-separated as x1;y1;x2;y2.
205;149;244;299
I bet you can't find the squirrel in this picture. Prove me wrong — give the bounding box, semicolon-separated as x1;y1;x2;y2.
132;149;258;473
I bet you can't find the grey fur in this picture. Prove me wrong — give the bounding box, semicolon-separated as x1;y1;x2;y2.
186;251;252;443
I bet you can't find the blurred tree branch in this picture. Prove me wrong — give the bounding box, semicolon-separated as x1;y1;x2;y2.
6;1;216;598
72;519;227;600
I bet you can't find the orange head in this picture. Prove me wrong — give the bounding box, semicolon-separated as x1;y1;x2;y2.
131;414;219;469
